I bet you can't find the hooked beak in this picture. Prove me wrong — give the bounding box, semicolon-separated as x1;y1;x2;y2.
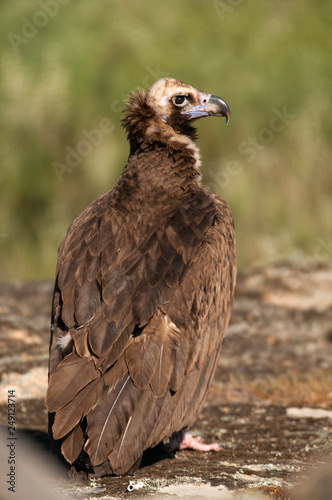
181;94;230;125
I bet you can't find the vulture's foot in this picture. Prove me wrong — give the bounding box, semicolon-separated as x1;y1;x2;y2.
166;430;220;453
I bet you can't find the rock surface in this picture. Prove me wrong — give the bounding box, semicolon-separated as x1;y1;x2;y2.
0;263;332;499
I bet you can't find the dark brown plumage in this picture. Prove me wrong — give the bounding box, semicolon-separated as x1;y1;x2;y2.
46;77;236;477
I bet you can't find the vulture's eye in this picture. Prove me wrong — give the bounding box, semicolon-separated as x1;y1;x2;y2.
172;95;188;107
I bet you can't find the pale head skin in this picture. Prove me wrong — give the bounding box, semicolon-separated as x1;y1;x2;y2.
146;78;211;117
146;77;230;124
146;78;199;117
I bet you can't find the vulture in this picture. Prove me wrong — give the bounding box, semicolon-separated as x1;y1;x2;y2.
46;77;236;477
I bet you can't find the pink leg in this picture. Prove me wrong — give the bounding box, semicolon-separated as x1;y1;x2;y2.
166;430;220;453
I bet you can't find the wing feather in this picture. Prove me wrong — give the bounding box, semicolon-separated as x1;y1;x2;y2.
57;257;78;290
125;334;161;390
61;425;84;465
84;374;141;466
52;376;104;439
46;353;99;412
74;279;101;324
87;310;123;358
109;390;166;475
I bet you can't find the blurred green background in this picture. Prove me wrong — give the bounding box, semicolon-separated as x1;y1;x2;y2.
1;0;331;280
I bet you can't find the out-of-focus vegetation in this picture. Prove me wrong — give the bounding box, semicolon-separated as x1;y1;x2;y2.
1;0;331;280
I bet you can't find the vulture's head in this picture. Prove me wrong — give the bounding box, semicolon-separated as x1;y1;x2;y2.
146;78;230;126
122;77;230;154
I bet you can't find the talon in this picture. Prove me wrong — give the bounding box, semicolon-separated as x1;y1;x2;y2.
167;430;220;453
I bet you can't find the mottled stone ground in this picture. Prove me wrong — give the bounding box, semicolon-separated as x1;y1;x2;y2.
0;263;332;499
